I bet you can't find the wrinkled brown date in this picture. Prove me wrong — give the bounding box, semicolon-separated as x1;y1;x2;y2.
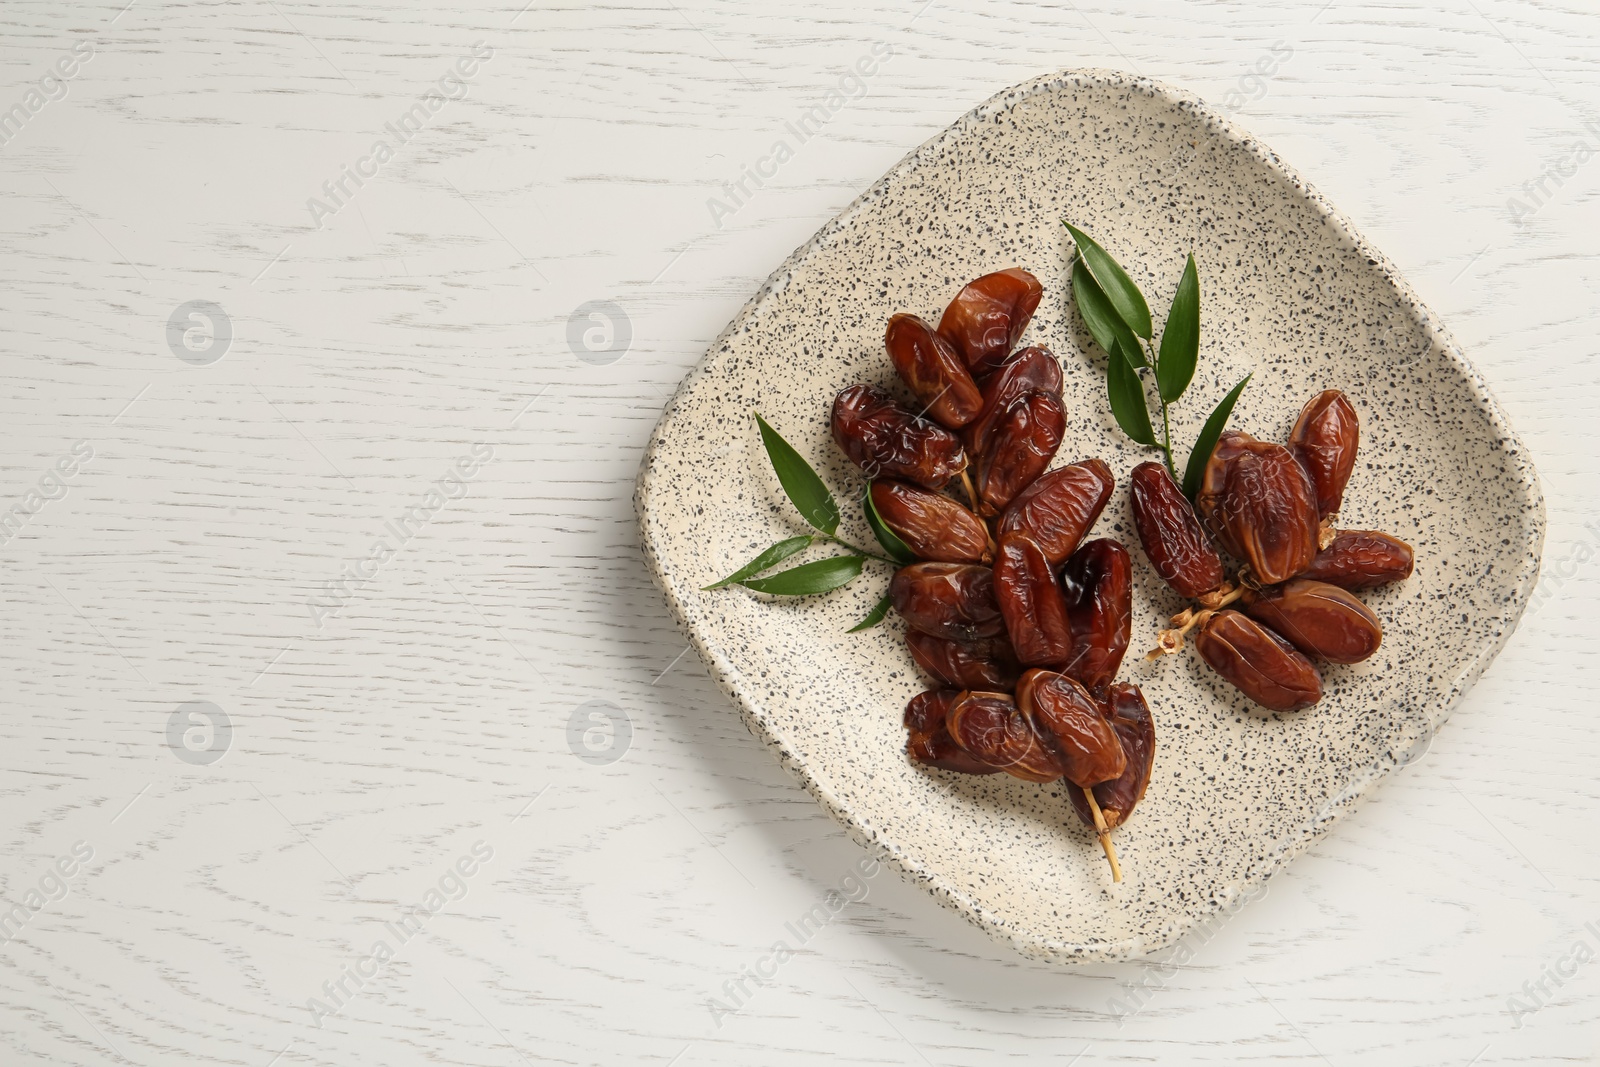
1194;609;1323;712
1242;578;1382;664
870;480;991;564
1129;460;1226;599
994;534;1074;667
831;384;967;490
1059;538;1133;694
946;691;1060;782
963;346;1064;459
1067;683;1155;830
905;631;1020;691
1289;389;1359;518
997;458;1114;566
885;314;984;430
890;563;1005;642
936;268;1045;377
1299;529;1415;590
904;689;1001;775
973;390;1066;515
1017;669;1126;787
1196;430;1319;584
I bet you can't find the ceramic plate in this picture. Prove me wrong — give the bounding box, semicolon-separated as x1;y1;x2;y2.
634;70;1544;963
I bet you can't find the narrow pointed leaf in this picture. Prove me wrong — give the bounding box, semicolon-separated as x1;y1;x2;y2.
1181;373;1252;500
739;554;865;595
703;536;814;590
1106;341;1157;446
755;413;839;534
862;482;918;564
846;592;894;633
1157;254;1200;403
1064;222;1153;339
1072;257;1145;367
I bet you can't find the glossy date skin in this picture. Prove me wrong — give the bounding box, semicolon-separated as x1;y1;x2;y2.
946;691;1060;782
1059;539;1133;694
904;689;1001;775
963;346;1063;460
831;384;967;490
1068;683;1155;830
973;390;1066;515
1289;389;1359;518
1196;430;1319;585
994;534;1074;667
890;563;1005;642
1242;578;1382;664
1299;529;1415;590
905;631;1020;691
1195;609;1323;712
1129;460;1226;599
1016;669;1126;787
936;268;1045;377
870;480;991;564
885;314;983;429
998;459;1114;566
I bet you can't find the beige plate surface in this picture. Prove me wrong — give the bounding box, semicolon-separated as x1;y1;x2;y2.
635;70;1545;963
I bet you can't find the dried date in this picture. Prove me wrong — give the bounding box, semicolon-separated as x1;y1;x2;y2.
885;314;984;429
1242;578;1382;664
936;268;1045;377
870;480;991;564
997;458;1114;566
973;390;1066;515
889;563;1005;642
905;631;1020;691
1289;389;1359;518
1059;538;1133;694
1195;430;1319;584
1016;669;1126;787
1194;609;1323;712
1299;529;1414;590
1129;460;1226;599
993;534;1074;667
831;384;967;490
1068;683;1155;830
963;346;1064;460
946;691;1061;782
904;689;1001;775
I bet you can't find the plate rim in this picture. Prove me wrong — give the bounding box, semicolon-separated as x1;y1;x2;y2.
633;67;1547;963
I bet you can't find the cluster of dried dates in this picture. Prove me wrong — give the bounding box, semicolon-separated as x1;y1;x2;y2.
819;262;1417;881
831;269;1152;877
1133;390;1414;710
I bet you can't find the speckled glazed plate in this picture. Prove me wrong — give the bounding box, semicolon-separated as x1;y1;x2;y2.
635;70;1544;963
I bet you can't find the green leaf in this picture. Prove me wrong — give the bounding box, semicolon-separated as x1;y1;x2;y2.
1181;373;1252;500
703;536;814;590
1106;341;1157;447
755;413;840;535
1157;254;1200;404
739;554;865;595
1064;222;1153;339
1071;257;1145;368
862;482;917;565
846;592;894;633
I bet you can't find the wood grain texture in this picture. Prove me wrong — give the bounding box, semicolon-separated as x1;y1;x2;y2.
0;1;1595;1064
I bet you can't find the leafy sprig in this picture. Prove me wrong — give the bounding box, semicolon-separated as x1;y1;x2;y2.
1064;223;1249;498
702;414;904;629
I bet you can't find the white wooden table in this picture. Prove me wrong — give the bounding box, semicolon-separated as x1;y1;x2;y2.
2;2;1596;1064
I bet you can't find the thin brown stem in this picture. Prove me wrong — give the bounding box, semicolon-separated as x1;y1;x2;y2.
960;468;979;513
1146;581;1243;659
1196;581;1245;612
1082;787;1122;883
